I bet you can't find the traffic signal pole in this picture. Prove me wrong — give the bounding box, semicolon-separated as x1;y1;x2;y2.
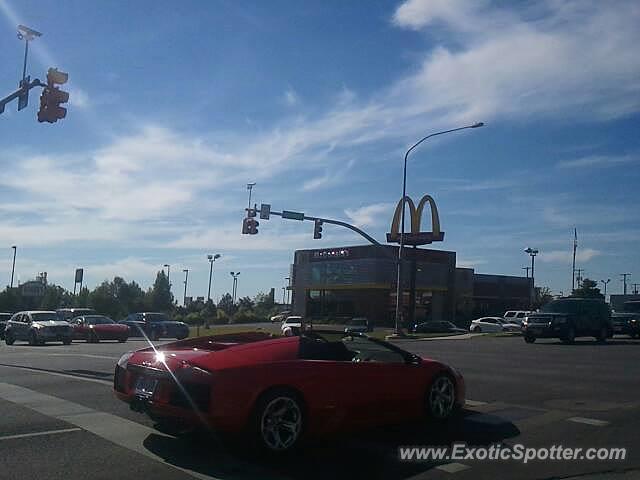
0;78;46;114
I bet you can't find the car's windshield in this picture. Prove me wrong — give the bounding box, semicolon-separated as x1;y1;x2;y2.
85;316;115;325
145;314;169;323
540;300;574;314
31;313;58;322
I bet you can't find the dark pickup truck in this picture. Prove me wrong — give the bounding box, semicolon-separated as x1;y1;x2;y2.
119;312;189;341
612;301;640;338
523;298;612;344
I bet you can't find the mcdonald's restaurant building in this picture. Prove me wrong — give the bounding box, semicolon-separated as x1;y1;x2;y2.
289;194;531;326
289;245;532;326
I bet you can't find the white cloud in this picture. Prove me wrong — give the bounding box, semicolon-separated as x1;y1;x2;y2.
540;248;600;264
556;154;638;169
393;0;489;32
344;203;394;228
68;87;90;109
457;258;488;269
283;87;299;107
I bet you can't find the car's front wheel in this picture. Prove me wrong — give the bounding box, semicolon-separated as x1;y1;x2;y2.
425;375;456;421
253;389;305;454
561;326;576;344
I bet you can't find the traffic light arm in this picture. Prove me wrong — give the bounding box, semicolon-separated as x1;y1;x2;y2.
250;206;396;260
0;78;46;114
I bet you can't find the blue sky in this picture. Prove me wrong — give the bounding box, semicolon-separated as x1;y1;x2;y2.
1;0;639;301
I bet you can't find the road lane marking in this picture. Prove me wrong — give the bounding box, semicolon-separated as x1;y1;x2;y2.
435;463;471;473
567;416;610;426
0;364;112;385
0;427;82;441
465;399;488;407
0;382;223;480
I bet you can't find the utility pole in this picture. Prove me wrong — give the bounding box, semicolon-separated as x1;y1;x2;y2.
575;269;584;289
284;276;291;305
10;246;17;288
230;272;240;304
572;228;577;291
620;273;631;295
600;279;611;299
522;266;531;278
525;248;539;307
183;269;189;307
632;283;639;295
247;183;256;208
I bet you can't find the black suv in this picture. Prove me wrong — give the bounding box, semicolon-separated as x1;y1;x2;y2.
523;298;612;344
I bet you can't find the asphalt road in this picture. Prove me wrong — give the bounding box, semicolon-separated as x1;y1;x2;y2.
1;335;639;480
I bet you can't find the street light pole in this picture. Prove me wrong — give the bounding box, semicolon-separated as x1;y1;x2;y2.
10;245;17;288
522;266;531;278
183;269;189;306
247;182;256;209
394;122;485;335
207;254;221;303
163;264;170;285
230;272;240;303
284;276;291;306
600;279;610;299
525;248;539;307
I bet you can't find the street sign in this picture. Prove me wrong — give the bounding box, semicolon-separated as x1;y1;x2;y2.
259;203;271;220
75;268;84;284
282;210;305;221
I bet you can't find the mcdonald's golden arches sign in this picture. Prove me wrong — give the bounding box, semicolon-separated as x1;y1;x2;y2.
386;195;445;246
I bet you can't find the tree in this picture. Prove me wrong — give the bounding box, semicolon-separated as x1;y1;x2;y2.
237;296;255;311
146;271;174;312
254;291;275;316
90;281;122;319
572;278;604;299
217;293;236;316
40;284;72;310
534;286;554;308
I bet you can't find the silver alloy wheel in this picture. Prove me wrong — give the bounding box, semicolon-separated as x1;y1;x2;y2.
428;376;455;419
260;396;302;451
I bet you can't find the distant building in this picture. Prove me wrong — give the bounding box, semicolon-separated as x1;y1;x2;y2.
610;294;640;312
290;245;531;326
19;272;48;300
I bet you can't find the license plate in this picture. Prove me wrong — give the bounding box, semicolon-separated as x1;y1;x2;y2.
134;376;157;397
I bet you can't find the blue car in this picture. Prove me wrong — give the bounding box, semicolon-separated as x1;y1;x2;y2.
119;312;189;341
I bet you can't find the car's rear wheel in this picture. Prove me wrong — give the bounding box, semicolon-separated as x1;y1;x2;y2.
596;326;608;343
253;389;305;454
524;335;536;343
5;332;15;345
472;326;481;333
561;327;576;344
118;337;127;343
425;375;456;421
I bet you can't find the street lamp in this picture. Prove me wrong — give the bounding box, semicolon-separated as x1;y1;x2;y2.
10;245;17;288
524;248;539;307
163;264;170;286
230;271;240;304
183;269;189;307
600;279;611;299
207;254;221;303
285;276;291;305
394;122;485;335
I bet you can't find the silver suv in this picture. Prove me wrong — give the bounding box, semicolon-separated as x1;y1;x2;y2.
5;310;74;346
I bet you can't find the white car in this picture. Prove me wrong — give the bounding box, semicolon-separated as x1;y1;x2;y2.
503;310;531;326
280;316;304;336
470;317;520;333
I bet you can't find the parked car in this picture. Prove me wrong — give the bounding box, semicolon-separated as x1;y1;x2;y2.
4;310;73;345
344;317;373;333
71;315;130;343
410;321;467;334
56;308;96;322
114;330;465;453
611;312;639;338
0;312;12;340
523;298;612;344
120;312;189;341
470;317;519;333
503;310;531;326
270;311;291;323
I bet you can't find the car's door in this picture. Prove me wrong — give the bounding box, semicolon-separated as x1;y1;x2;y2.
481;318;498;332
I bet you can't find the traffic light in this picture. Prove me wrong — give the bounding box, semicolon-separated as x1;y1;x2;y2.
314;219;323;239
37;68;69;123
242;217;259;235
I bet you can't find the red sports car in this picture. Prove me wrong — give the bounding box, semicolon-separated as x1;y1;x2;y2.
72;315;129;342
114;330;465;452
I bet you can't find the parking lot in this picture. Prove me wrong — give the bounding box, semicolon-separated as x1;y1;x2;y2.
1;335;639;480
